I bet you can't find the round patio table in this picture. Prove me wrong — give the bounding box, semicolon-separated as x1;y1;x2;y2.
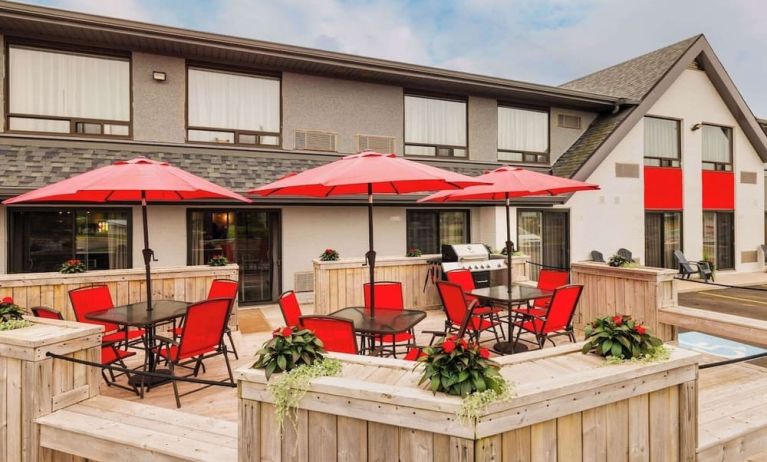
329;306;426;355
470;285;553;355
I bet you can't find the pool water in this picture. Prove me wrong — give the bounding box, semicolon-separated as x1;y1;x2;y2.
678;331;767;359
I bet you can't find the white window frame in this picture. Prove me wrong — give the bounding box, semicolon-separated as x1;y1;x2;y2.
404;94;467;158
497;105;550;164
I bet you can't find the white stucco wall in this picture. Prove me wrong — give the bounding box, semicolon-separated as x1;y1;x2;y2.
131;205;187;268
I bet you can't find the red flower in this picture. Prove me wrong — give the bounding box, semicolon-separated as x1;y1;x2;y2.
479;347;490;359
635;325;647;335
442;339;456;353
2;297;13;304
458;338;468;348
612;315;623;326
281;327;293;337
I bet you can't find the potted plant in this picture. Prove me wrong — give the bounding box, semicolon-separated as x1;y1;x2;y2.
60;259;86;274
319;248;340;261
582;315;667;363
0;297;32;331
406;248;422;257
208;254;229;266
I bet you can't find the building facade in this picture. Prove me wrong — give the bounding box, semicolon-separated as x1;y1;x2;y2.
0;2;764;304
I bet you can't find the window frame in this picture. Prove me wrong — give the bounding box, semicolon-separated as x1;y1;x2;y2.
185;63;283;148
5;39;133;140
405;209;471;254
403;93;469;159
497;103;550;165
643;115;681;168
7;206;133;274
644;211;683;269
701;123;733;171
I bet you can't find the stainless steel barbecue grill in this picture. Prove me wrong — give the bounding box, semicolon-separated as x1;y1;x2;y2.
441;244;507;288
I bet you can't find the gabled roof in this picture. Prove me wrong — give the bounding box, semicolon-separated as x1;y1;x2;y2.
554;35;767;180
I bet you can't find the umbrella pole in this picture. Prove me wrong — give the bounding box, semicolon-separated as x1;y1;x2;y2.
366;184;376;319
141;192;154;313
505;195;514;293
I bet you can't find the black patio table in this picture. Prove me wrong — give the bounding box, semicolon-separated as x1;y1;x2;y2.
471;285;553;355
329;306;426;355
86;299;191;387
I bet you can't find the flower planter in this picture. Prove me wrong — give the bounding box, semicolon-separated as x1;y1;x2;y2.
237;343;699;461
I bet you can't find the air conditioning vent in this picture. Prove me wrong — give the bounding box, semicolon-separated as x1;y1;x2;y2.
294;271;314;293
356;134;396;153
615;163;640;178
740;171;757;184
557;114;581;129
295;130;338;152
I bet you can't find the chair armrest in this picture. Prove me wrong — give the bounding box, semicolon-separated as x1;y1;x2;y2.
421;330;445;337
155;335;178;346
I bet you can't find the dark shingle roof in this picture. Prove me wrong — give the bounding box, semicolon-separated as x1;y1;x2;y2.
560;35;700;100
0;142;491;195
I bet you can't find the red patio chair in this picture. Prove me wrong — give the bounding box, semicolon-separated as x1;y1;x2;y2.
446;269;506;337
363;281;414;357
156;298;235;408
69;285;144;349
513;269;570;318
300;315;358;354
31;306;64;320
436;281;501;344
278;290;303;328
512;284;583;350
101;342;138;394
173;279;239;359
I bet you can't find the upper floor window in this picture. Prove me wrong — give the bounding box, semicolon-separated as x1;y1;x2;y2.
404;95;466;158
187;67;281;146
497;106;549;163
7;45;130;137
702;124;732;171
644;116;680;167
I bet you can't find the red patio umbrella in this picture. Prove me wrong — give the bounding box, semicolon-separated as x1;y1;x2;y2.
250;151;488;317
420;166;599;348
3;157;251;314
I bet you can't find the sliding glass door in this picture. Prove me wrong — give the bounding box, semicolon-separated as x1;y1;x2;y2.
517;210;569;280
188;209;281;303
644;212;682;269
703;211;734;270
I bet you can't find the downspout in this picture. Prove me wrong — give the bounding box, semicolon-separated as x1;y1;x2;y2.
612;98;626;114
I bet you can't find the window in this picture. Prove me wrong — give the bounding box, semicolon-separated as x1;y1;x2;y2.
645;212;682;269
9;208;130;273
703;211;734;269
406;210;469;254
187;67;281;146
7;45;130;137
404;95;467;158
498;106;549;163
643;117;680;167
702;124;733;171
517;210;569;280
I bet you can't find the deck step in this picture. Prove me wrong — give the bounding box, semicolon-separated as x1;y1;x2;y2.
36;395;238;462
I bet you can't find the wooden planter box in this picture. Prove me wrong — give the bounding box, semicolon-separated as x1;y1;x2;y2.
237;344;699;461
0;264;240;327
571;262;678;341
313;255;528;315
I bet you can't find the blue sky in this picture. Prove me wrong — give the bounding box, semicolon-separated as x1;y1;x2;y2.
24;0;767;115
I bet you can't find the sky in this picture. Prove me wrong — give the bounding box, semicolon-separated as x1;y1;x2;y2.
22;0;767;115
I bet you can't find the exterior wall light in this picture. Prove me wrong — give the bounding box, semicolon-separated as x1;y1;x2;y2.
691;123;702;131
152;71;167;82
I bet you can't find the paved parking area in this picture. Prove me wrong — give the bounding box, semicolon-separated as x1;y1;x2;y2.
679;284;767;321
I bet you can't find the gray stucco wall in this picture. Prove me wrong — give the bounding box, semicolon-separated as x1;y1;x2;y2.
131;52;186;143
468;96;498;162
281;72;404;154
550;107;597;164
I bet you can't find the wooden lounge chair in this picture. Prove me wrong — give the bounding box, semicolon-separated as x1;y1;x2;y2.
674;250;713;282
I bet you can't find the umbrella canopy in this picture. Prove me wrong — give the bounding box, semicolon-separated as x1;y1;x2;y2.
251;151;488;318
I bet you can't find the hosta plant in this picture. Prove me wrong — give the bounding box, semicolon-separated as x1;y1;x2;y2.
0;297;25;322
319;248;339;261
406;248;423;257
582;315;666;361
60;259;86;274
253;326;326;380
208;254;229;266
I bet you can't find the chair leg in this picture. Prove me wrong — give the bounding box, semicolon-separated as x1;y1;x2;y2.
223;346;235;385
226;329;239;360
169;361;181;408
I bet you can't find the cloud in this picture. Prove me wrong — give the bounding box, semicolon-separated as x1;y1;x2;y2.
20;0;767;114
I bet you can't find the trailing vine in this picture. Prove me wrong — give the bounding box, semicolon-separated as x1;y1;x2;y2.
456;376;515;424
0;319;33;331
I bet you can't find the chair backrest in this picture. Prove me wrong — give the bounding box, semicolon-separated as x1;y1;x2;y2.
445;269;476;293
617;248;633;261
541;285;583;334
68;285;118;331
278;291;303;328
299;316;358;354
208;279;238;301
673;249;690;265
363;281;404;312
590;250;605;263
436;281;469;326
537;269;570;291
177;298;231;360
31;306;64;320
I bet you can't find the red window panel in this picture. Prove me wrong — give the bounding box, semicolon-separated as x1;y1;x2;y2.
702;170;734;210
644;167;683;210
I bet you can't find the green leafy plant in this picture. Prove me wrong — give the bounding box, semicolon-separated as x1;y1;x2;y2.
208;254;229;266
253;326;326;380
319;248;340;261
607;254;631;267
0;319;33;331
0;297;25;322
582;315;665;361
406;248;423;257
267;358;342;433
60;259;86;274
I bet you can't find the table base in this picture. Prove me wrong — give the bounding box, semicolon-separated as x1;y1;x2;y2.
129;368;172;388
493;341;529;355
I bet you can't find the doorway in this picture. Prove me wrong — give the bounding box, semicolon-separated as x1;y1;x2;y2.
645;212;682;269
517;209;570;280
703;211;734;270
